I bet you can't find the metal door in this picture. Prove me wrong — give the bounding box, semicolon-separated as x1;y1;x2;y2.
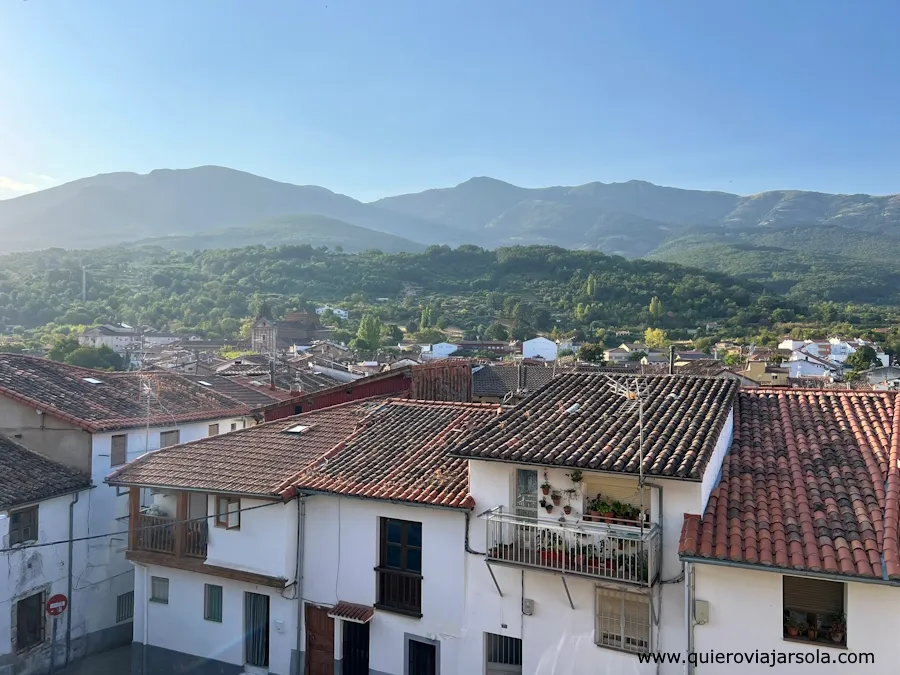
243;592;270;668
485;633;523;675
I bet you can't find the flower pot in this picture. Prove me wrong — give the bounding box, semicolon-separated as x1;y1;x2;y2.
807;629;817;640
590;509;601;519
563;505;572;515
831;632;844;644
602;512;615;523
545;505;553;514
541;486;550;495
786;627;799;637
551;496;561;506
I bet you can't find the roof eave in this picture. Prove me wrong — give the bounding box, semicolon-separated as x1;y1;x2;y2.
680;554;900;587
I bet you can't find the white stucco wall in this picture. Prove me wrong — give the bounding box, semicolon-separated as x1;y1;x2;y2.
788;360;829;378
523;337;558;362
0;490;94;674
302;495;468;675
205;498;297;581
133;563;298;675
693;563;893;673
700;408;734;514
463;460;702;675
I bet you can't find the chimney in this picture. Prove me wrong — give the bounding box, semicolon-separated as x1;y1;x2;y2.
668;345;676;375
269;360;276;391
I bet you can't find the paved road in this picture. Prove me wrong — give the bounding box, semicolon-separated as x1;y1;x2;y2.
56;646;131;675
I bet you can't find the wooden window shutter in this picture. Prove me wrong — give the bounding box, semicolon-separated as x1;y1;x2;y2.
783;576;844;615
111;435;127;466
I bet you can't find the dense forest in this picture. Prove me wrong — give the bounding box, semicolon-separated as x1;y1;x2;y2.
0;244;822;341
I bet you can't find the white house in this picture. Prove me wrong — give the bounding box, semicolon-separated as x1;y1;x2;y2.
0;355;257;671
315;306;350;321
79;325;141;353
0;436;94;675
787;350;840;379
679;388;898;672
452;373;737;675
107;398;500;675
141;332;181;348
522;337;558;362
421;342;458;360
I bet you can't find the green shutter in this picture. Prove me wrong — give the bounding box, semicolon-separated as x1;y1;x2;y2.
205;584;223;622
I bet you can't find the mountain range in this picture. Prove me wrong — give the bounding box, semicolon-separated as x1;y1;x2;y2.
2;166;899;304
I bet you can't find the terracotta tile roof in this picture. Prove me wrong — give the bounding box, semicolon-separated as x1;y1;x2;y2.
328;601;374;624
184;375;284;407
0;435;92;509
215;358;341;393
0;355;252;433
472;364;555;398
452;373;738;478
106;400;385;495
680;389;900;581
284;400;500;508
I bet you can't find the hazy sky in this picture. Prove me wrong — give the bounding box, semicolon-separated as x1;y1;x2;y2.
2;0;898;201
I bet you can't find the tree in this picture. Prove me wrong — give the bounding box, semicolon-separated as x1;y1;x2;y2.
643;327;668;349
724;352;743;367
584;273;597;299
484;322;509;341
48;335;81;362
627;350;647;362
846;345;880;371
382;323;403;344
406;320;419;335
649;296;664;322
577;343;605;363
356;313;382;351
420;306;434;329
64;345;124;370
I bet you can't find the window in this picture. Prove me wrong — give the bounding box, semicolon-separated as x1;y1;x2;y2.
110;434;128;466
160;430;180;448
485;633;522;674
377;518;422;616
204;584;223;622
150;576;169;604
595;588;651;655
16;592;44;652
208;424;219;436
10;506;38;546
215;496;240;529
230;422;238;432
783;576;845;645
117;591;134;622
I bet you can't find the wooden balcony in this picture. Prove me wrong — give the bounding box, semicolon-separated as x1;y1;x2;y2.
375;567;422;617
128;490;208;559
485;508;660;586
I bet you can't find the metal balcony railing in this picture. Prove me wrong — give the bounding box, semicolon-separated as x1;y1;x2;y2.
485;508;660;586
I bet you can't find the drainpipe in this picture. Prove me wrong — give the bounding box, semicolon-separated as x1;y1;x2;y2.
295;497;307;672
143;565;150;675
65;490;79;666
686;562;695;675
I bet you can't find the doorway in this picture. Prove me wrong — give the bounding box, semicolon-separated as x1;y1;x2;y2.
244;592;270;670
341;621;370;675
306;604;335;675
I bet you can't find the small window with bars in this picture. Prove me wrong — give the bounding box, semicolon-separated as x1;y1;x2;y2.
595;588;651;655
116;592;134;622
485;633;522;672
204;584;223;622
150;577;169;604
110;434;128;467
160;430;180;448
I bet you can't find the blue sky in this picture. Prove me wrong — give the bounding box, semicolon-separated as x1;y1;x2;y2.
1;0;898;201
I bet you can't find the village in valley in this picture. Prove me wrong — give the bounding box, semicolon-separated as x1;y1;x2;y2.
0;299;893;674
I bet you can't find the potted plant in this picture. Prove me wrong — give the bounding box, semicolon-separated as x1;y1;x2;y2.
541;481;551;496
612;501;630;524
551;490;562;506
829;613;846;644
544;503;554;514
796;621;809;638
598;499;615;523
806;621;818;641
567;469;583;484
784;616;799;638
562;488;577;515
589;496;601;521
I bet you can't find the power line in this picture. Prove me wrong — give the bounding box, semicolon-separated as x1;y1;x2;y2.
0;499;284;554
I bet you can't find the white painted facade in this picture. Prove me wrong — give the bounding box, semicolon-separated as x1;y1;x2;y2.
0;489;94;675
79;331;140;353
522;337;558;362
315;306;350;321
423;342;458;359
787;357;833;379
691;562;892;673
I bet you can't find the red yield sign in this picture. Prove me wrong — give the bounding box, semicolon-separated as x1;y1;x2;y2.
46;594;68;616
